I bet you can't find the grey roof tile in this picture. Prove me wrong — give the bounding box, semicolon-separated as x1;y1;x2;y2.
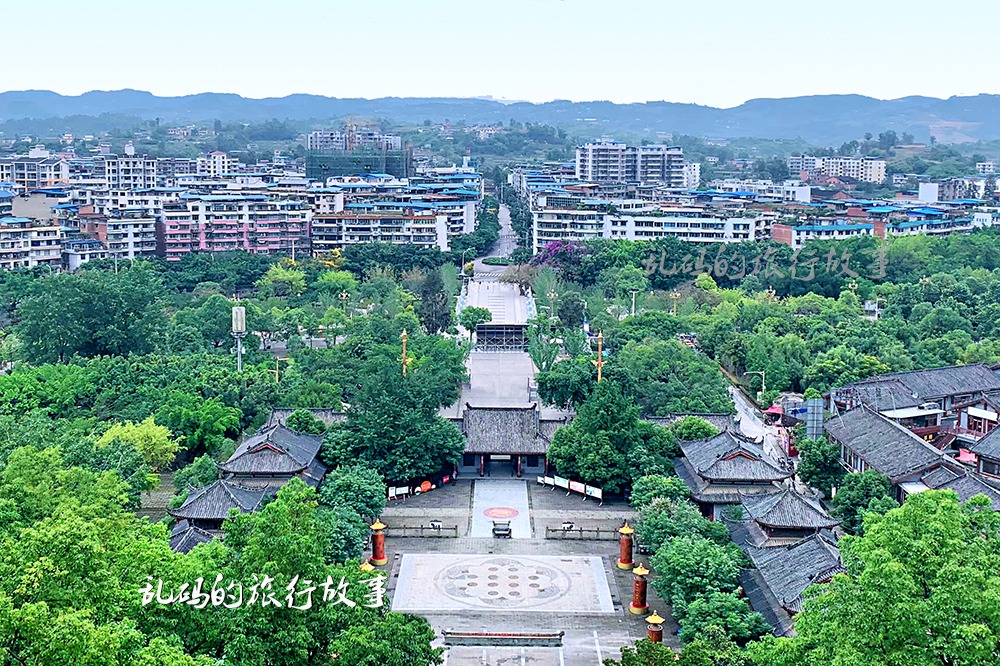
169;523;217;553
745;534;843;614
462;405;553;454
825;407;946;482
168;479;271;521
219;425;324;475
971;426;1000;460
838;364;1000;409
742;487;839;530
680;431;791;482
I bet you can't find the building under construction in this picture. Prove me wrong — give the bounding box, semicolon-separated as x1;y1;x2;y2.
305;121;413;180
306;146;414;180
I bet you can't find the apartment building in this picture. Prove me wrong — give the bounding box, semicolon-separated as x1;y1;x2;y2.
80;207;158;259
682;162;702;189
772;220;884;249
787;155;886;183
156;158;198;186
976;162;996;175
575;142;686;185
712;179;812;203
311;210;449;252
0;146;70;191
0;216;64;270
93;143;157;189
197;152;239;177
531;197;761;252
0;190;12;218
158;194;308;261
63;238;109;272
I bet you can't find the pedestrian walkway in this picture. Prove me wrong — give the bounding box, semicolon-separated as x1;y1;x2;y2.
470;480;532;538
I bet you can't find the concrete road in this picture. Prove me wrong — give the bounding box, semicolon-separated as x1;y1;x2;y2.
472;204;519;277
728;386;786;462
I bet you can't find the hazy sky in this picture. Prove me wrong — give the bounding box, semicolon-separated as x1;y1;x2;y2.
12;0;1000;107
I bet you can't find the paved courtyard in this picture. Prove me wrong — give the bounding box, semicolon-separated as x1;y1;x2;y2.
379;480;678;665
470;480;532;538
392;553;614;614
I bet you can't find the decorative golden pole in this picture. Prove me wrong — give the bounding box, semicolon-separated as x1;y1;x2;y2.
591;331;605;382
400;330;413;376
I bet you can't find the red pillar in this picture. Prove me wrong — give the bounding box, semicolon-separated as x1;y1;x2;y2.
479;455;485;477
516;455;522;478
629;564;649;615
646;611;665;642
369;520;388;567
617;522;635;570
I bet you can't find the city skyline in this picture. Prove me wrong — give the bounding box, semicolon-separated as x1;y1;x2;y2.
9;0;1000;108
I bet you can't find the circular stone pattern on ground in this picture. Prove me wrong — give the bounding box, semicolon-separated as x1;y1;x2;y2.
435;556;572;609
483;507;520;519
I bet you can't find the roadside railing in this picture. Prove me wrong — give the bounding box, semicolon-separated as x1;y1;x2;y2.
385;524;460;538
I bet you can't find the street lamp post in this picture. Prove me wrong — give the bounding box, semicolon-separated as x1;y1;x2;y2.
629;289;640;317
231;305;247;373
745;370;766;402
670;290;681;316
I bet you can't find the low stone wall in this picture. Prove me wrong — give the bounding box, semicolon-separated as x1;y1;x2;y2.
441;631;564;647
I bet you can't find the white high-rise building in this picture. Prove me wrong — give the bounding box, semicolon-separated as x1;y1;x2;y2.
682;162;702;189
197;151;239;177
575;142;686;185
787;155;886;183
94;142;157;190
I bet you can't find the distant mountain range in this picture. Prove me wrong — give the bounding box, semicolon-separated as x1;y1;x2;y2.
2;90;1000;144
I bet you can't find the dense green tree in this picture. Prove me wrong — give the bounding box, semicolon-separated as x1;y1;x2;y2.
612;340;732;416
417;269;451;334
255;263;307;297
678;591;770;644
547;380;643;492
458;306;492;341
676;627;754;666
172;454;219;490
16;264;164;363
603;639;679;666
97;417;179;470
629;474;691;510
174;294;236;349
795;435;844;496
285;408;329;434
536;357;596;408
318;464;387;518
650;535;746;610
321;359;464;482
832;470;898;535
671;416;721;441
556;290;587;329
155;393;241;459
802;346;890;393
750;491;1000;666
637;497;730;555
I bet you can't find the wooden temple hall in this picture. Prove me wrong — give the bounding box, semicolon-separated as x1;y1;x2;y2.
450;403;569;477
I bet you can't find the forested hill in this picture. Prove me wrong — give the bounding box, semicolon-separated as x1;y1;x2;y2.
3;90;1000;143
